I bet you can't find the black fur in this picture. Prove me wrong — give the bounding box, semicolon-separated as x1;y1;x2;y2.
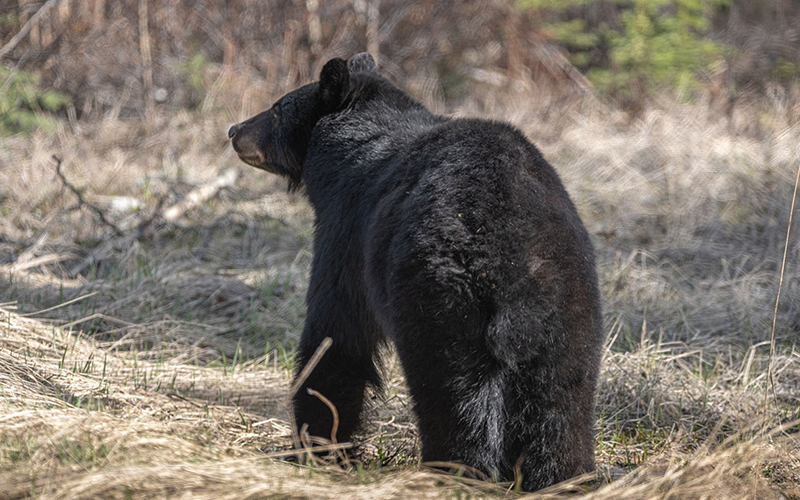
229;54;604;491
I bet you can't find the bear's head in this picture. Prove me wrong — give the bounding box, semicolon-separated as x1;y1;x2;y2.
228;53;378;190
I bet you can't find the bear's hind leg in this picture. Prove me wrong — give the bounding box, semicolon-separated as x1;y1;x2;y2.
501;365;597;491
390;312;507;481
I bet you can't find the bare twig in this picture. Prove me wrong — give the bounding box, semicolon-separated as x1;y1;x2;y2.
20;291;99;317
262;442;352;460
53;155;125;237
306;388;340;444
765;160;800;414
306;387;352;466
287;337;333;452
58;313;133;330
288;338;333;400
166;392;207;409
0;0;61;60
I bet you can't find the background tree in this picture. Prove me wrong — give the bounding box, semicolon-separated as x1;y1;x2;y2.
520;0;729;113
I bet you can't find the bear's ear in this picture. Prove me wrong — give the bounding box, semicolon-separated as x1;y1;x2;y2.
348;53;377;74
319;58;350;111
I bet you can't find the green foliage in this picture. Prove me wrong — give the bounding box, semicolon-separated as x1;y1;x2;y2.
520;0;603;65
0;433;37;466
0;66;71;135
769;57;800;81
178;51;210;106
0;13;21;30
601;0;725;97
520;0;729;103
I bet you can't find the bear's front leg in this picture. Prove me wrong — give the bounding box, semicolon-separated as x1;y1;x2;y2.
291;278;383;448
292;340;379;445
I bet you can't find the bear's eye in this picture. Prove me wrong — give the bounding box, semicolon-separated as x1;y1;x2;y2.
271;102;281;125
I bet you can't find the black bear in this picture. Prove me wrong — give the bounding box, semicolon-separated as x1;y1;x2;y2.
228;53;604;491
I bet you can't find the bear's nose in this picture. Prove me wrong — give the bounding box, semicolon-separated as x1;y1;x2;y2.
228;124;240;139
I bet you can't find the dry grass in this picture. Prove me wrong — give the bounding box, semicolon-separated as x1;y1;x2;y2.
0;306;477;499
1;295;799;498
1;65;800;497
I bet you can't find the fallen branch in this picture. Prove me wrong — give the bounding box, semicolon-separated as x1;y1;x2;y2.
163;168;238;222
0;0;61;60
53;156;240;277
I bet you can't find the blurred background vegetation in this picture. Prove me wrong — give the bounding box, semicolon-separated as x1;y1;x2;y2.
0;0;797;132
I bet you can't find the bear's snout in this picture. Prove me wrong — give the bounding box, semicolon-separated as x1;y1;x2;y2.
228;120;254;155
228;120;268;170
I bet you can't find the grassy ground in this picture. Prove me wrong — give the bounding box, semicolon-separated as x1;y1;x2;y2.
1;89;799;498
